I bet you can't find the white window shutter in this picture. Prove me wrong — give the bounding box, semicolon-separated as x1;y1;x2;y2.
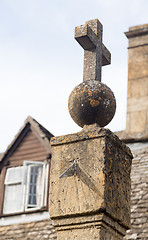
3;167;24;214
5;166;23;184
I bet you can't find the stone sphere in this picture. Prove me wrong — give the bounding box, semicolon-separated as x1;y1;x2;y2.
68;80;116;128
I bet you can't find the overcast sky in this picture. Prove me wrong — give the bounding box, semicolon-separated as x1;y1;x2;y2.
0;0;148;152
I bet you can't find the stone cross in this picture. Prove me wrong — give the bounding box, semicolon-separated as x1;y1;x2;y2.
75;19;111;82
49;19;132;240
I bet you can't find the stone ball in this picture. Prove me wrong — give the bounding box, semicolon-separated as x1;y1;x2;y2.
68;80;116;128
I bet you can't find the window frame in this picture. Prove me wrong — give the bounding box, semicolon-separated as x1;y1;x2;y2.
2;160;48;215
23;161;46;212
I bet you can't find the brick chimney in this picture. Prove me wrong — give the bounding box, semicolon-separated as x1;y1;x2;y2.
125;24;148;137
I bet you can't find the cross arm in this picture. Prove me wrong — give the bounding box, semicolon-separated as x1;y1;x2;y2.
75;24;100;50
75;23;111;66
74;19;111;82
102;44;111;65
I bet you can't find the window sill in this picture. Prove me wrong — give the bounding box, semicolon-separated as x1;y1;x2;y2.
0;206;48;217
0;210;50;226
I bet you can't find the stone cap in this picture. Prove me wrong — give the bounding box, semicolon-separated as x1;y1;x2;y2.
125;23;148;38
51;124;132;158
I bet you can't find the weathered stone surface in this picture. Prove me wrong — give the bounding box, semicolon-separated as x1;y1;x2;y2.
125;23;148;45
127;78;148;99
128;35;148;49
49;125;132;239
126;111;147;134
68;80;116;127
0;219;57;240
125;23;148;136
123;144;148;239
75;19;111;82
127;96;148;113
128;60;148;80
54;214;125;240
68;19;115;129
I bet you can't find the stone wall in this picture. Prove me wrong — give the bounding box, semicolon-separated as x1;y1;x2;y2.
124;142;148;239
0;219;57;240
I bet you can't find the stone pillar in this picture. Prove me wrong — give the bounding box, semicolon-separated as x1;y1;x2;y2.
49;125;132;239
125;24;148;135
49;19;133;239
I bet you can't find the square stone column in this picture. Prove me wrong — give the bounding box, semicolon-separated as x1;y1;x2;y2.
49;124;133;239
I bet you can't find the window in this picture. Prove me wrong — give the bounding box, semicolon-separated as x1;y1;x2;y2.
3;161;48;214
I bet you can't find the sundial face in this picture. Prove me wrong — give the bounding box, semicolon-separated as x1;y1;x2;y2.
49;137;105;217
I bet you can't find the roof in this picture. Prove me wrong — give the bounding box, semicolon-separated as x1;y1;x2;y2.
115;130;148;144
116;130;148;239
124;143;148;239
0;116;54;167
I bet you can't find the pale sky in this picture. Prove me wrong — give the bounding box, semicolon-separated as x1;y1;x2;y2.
0;0;148;152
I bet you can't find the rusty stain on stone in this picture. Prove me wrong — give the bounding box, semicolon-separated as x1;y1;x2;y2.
89;99;100;107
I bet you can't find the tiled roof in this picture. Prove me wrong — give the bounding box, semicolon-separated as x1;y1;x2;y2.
124;143;148;239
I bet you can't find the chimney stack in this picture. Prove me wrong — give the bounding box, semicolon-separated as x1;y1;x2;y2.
125;24;148;137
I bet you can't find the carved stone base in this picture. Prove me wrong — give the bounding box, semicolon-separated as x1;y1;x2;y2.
53;213;126;240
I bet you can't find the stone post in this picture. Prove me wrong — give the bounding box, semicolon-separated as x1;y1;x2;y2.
49;19;133;239
49;125;132;239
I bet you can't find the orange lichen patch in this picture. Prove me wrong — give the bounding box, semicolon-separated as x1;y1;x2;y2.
88;90;93;96
89;99;100;107
110;177;112;183
112;197;116;207
109;186;112;194
110;159;113;169
107;145;111;155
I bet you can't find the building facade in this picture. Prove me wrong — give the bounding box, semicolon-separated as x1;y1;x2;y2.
0;117;57;239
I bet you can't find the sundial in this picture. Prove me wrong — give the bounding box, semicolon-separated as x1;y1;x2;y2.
59;19;116;179
49;19;116;217
49;19;132;239
50;138;105;216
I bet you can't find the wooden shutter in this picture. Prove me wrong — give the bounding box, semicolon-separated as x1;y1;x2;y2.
3;166;24;214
